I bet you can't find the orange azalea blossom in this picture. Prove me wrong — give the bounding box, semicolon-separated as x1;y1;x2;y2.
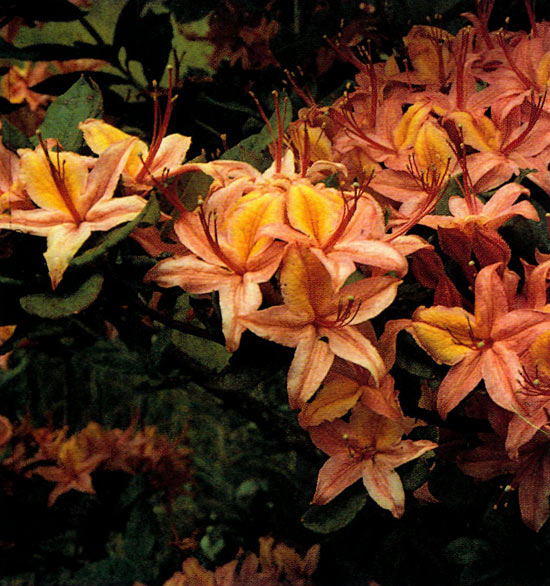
261;181;420;289
241;245;400;408
410;263;550;418
331;88;433;172
474;21;550;120
79;118;191;194
420;182;538;232
308;404;436;517
0;138;146;288
448;95;550;193
145;170;286;352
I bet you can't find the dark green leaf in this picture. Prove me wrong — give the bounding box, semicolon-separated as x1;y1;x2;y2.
114;0;173;83
71;197;158;267
1;117;32;151
172;330;231;373
400;452;434;491
34;77;103;152
446;537;492;566
20;273;104;319
301;491;366;534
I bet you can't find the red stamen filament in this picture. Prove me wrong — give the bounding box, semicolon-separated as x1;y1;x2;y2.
502;90;546;155
136;68;177;183
316;296;362;328
386;154;451;240
453;30;470;110
497;32;534;90
475;0;495;49
198;206;242;274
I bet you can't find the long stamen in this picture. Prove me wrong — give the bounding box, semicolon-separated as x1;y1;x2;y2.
502;90;546;154
497;32;534;90
136;67;178;183
386;154;451;240
197;205;242;274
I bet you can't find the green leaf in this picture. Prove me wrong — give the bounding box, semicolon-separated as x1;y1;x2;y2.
445;537;491;566
1;117;32;151
114;0;173;83
34;77;103;152
400;452;434;491
71;196;158;267
301;491;366;534
20;274;104;319
172;330;231;373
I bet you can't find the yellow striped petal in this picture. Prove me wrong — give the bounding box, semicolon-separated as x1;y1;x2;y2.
224;192;284;265
410;306;478;365
280;245;333;317
393;102;431;150
20;149;88;216
287;183;343;247
414;121;455;176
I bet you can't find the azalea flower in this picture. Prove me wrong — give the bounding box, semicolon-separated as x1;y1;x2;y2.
308;404;436;517
0;137;146;288
145;175;285;352
241;244;400;408
410;263;550;417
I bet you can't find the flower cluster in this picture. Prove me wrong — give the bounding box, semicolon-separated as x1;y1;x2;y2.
0;415;192;506
3;0;550;534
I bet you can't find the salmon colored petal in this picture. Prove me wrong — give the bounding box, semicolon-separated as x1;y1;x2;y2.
436;351;483;418
480;344;522;412
362;460;405;518
287;330;335;408
0;208;68;236
218;276;262;352
145;255;234;294
79;137;139;213
474;263;508;338
287;183;343;247
44;223;92;288
410;306;477;365
308;419;351;456
341;276;400;324
86;196;146;230
311;453;363;505
518;451;550;531
239;306;310;347
322;326;385;386
173;211;229;268
148;133;191;176
492;309;550;351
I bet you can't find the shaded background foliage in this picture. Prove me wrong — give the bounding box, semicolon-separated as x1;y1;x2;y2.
1;1;550;585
